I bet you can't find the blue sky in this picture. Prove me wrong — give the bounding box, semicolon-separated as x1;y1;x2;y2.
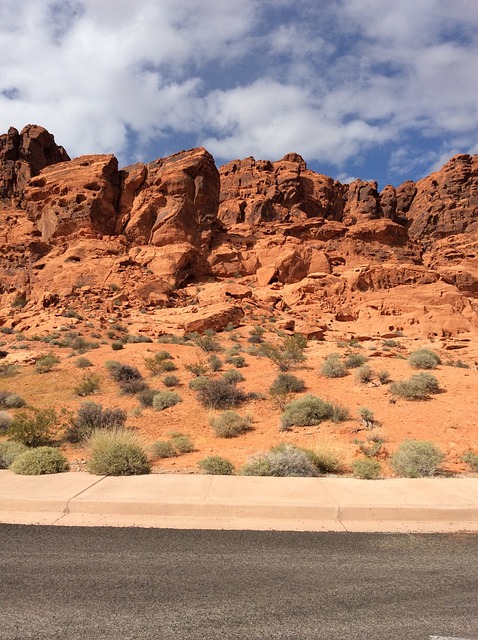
0;0;477;188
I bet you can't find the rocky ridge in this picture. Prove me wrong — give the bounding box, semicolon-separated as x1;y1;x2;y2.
0;124;477;339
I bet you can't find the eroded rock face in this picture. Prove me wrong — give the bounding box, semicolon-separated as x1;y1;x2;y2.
117;147;220;247
24;154;120;241
0;125;69;201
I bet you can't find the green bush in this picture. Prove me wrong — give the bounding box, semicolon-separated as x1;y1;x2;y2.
269;373;305;396
87;429;151;475
35;353;60;374
75;357;93;368
352;457;381;479
208;354;223;372
10;446;69;475
0;391;26;408
0;410;13;432
0;363;18;377
198;456;234;475
408;349;441;370
461;451;478;472
221;369;245;384
7;408;57;446
260;334;307;371
66;402;127;443
241;445;317;477
144;351;176;375
320;353;347;378
185;361;208;377
152;391;182;411
192;330;222;353
306;446;344;474
188;376;210;391
197;379;246;409
390;440;444;477
0;441;28;468
210;411;253;438
281;394;335;429
378;370;391;384
118;379;148;395
390;372;440;400
111;340;124;351
345;353;368;368
162;374;179;388
355;365;375;384
151;440;177;458
170;432;194;453
74;373;101;397
225;355;247;368
137;388;157;407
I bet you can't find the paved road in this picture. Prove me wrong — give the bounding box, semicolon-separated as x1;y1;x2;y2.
0;526;477;640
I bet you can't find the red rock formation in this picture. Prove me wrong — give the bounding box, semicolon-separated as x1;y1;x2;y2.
0;125;69;201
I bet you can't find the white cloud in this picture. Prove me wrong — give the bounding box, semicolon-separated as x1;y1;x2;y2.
0;0;476;183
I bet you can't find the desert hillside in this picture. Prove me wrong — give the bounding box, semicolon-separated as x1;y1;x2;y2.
0;124;477;477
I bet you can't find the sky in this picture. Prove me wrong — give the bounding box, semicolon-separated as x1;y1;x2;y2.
0;0;477;188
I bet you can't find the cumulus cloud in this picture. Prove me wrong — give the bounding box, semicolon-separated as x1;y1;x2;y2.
0;0;476;185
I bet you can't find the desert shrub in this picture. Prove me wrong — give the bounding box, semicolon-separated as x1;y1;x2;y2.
86;428;151;476
382;339;399;348
7;408;57;446
152;390;182;411
0;410;13;432
307;445;344;474
2;393;26;408
193;330;222;352
260;334;307;371
144;352;176;375
120;379;148;395
10;446;69;475
321;353;347;378
197;379;246;409
408;348;441;370
345;353;368;368
269;373;305;396
378;370;391;384
70;337;99;353
106;360;142;383
208;354;222;372
111;340;124;351
198;455;234;475
125;334;153;344
157;334;190;345
210;411;253;438
162;375;179;388
137;388;157;407
225;355;247;368
0;441;28;468
74;373;101;397
355;365;375;384
352;457;381;479
170;432;194;453
390;372;440;400
390;440;444;477
358;407;376;429
75;357;93;368
221;369;245;384
151;440;177;458
0;363;18;377
66;402;127;443
35;353;59;374
241;444;317;477
331;403;351;423
248;326;265;344
281;394;334;429
353;432;385;458
461;451;478;472
185;361;208;377
188;376;210;391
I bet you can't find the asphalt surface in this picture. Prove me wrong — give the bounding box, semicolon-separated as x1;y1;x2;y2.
0;526;477;640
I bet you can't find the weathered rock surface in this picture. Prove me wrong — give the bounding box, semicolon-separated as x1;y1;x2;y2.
1;123;478;338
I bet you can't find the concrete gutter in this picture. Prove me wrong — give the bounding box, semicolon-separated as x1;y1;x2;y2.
0;470;477;532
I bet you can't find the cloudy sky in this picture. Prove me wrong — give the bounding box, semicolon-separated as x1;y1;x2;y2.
1;0;477;188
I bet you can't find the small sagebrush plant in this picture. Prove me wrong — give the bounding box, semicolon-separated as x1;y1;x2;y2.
390;372;440;400
269;373;305;396
0;410;13;432
151;440;177;459
11;446;69;475
0;441;28;469
306;445;344;474
86;428;151;476
162;375;179;388
197;379;246;409
74;373;101;397
352;457;381;479
0;391;26;408
390;440;444;478
344;353;368;369
169;432;194;453
408;349;441;370
66;402;127;443
198;456;234;475
35;353;60;374
209;411;253;438
461;451;478;472
320;353;348;378
7;408;57;446
221;369;245;385
260;334;307;371
280;395;348;430
152;391;182;411
144;351;176;376
241;444;317;477
75;357;93;369
355;365;375;384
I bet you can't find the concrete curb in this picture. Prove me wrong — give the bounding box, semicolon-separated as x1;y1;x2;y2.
0;471;477;532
